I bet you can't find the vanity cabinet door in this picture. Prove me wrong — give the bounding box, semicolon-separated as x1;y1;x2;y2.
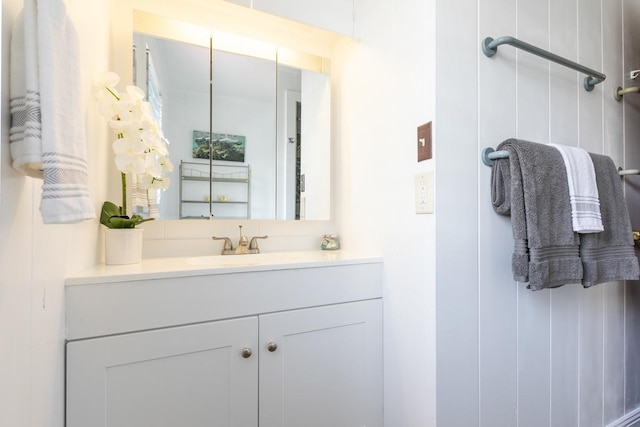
66;317;258;427
258;299;383;427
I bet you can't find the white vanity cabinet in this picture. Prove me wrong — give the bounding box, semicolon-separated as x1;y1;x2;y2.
66;317;259;427
65;253;383;427
259;300;382;427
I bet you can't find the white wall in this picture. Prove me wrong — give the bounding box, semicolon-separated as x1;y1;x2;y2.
0;0;110;426
213;94;276;219
436;0;640;426
160;88;209;218
333;0;437;425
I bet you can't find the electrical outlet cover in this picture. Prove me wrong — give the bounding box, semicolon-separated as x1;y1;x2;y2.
415;171;434;214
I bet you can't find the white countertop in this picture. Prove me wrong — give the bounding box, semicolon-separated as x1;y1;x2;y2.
66;250;382;286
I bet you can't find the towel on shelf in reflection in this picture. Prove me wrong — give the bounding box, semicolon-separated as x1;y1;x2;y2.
131;175;159;219
579;153;639;287
549;143;604;234
491;138;583;290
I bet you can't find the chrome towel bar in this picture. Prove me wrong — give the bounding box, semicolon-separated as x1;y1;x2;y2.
481;147;638;176
482;36;606;91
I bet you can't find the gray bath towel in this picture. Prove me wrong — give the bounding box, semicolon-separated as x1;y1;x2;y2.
580;154;639;287
491;139;583;290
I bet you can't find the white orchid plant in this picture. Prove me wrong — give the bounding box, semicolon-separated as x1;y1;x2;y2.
93;72;173;228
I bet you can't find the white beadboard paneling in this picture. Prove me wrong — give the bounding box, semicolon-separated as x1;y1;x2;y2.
602;0;624;166
577;2;606;426
549;0;579;147
437;0;639;426
516;0;550;142
578;0;604;155
580;285;606;427
622;0;640;416
517;289;552;427
602;1;626;424
548;3;581;426
604;282;626;424
478;0;518;425
550;285;581;427
515;2;552;427
626;281;640;411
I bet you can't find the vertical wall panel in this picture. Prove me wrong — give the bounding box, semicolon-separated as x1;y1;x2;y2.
604;283;626;424
580;286;605;427
478;0;517;427
623;0;640;413
477;0;518;424
577;2;606;426
602;0;626;424
626;283;640;410
603;0;624;165
550;285;581;427
515;1;552;426
548;2;581;426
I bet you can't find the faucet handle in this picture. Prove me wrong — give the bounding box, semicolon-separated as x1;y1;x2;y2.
212;236;233;251
249;235;268;251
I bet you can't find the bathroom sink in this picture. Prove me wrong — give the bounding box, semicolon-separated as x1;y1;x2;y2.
186;253;262;267
186;251;343;268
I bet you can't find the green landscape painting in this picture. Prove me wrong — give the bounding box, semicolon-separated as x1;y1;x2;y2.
192;131;246;162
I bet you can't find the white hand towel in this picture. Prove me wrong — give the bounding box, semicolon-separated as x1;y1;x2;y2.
10;0;96;223
131;174;159;219
549;143;604;233
9;1;43;178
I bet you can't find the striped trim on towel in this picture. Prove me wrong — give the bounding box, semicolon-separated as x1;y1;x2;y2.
10;90;41;142
40;152;94;224
570;194;603;229
549;143;604;234
9;90;43;177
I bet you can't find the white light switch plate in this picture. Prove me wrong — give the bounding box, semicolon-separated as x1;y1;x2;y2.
415;171;434;214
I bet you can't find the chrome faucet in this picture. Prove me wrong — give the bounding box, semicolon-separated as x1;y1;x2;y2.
212;225;268;255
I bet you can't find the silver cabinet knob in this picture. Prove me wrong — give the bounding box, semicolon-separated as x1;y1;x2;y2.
267;341;278;352
241;348;252;358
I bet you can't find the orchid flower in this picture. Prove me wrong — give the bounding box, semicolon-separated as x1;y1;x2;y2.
93;71;172;228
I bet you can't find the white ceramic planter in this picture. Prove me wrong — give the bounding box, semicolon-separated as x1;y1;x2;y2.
104;227;143;265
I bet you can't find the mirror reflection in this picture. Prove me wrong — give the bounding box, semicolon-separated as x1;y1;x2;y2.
132;18;330;221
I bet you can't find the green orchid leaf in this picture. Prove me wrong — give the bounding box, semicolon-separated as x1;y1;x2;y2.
100;201;122;228
100;201;154;229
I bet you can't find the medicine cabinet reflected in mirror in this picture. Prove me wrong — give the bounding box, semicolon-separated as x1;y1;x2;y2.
131;11;331;221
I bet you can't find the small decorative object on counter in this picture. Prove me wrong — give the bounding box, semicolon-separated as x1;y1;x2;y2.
104;227;143;265
321;234;340;250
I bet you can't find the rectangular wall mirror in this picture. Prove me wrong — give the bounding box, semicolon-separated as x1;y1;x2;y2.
130;10;331;221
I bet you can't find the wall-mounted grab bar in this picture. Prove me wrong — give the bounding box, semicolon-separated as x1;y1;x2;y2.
482;36;606;92
481;147;638;176
614;86;640;101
